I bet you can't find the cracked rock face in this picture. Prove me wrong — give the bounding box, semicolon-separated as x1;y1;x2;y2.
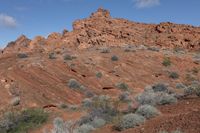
3;8;200;53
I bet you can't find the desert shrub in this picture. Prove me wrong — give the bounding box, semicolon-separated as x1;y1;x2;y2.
162;57;171;66
152;83;169;93
0;108;48;133
50;117;77;133
176;83;186;89
184;83;200;97
96;72;102;78
123;45;136;52
58;103;68;109
156;92;177;105
111;55;119;61
75;124;95;133
116;82;129;91
17;53;28;58
68;79;81;89
78;115;93;126
68;105;79;111
147;47;160;52
136;89;177;106
89;95;118;122
114;113;145;131
49;52;56;59
118;91;130;102
135;91;157;105
10;97;20;106
82;98;93;108
136;105;160;119
169;72;179;79
84;90;94;98
99;47;110;53
90;117;106;128
63;54;76;61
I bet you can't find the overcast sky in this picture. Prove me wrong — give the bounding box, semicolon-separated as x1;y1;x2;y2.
0;0;200;48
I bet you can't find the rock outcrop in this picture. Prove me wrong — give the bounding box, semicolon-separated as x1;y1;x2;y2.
3;8;200;53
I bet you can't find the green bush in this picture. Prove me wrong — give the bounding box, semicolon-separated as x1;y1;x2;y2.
136;105;160;119
96;72;102;79
0;108;48;133
169;72;179;79
111;55;119;61
114;113;145;131
162;57;171;66
63;54;76;61
68;79;81;89
116;82;129;91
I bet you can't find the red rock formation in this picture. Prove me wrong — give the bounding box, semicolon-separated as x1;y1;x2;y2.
3;8;200;53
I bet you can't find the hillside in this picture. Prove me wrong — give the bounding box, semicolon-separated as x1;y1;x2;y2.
0;8;200;133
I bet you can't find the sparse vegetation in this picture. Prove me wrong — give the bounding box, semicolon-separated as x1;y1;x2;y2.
169;72;179;79
152;83;168;93
68;79;81;89
99;47;110;53
111;55;119;61
76;124;95;133
116;82;129;91
96;72;102;78
136;84;177;106
90;117;106;128
113;113;145;131
123;45;136;52
17;53;28;58
176;83;186;89
63;54;76;61
156;92;177;105
184;82;200;97
162;57;171;66
84;90;94;98
82;98;93;108
58;103;68;109
49;52;56;59
50;117;77;133
118;91;130;102
0;108;48;133
136;105;160;119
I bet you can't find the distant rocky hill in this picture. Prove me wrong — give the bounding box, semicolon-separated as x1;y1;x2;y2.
2;8;200;53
